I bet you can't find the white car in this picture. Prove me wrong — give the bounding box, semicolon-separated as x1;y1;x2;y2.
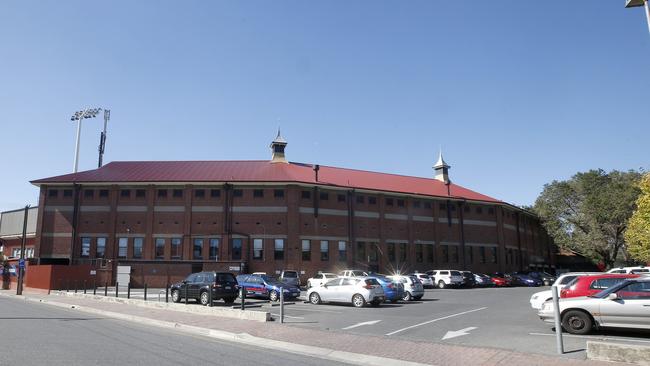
410;273;434;288
307;277;385;307
338;270;369;278
388;275;424;301
538;278;650;334
529;272;601;310
607;266;649;274
306;272;338;289
428;270;464;289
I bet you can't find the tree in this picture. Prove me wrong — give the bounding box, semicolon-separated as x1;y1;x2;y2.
625;173;650;263
533;169;641;269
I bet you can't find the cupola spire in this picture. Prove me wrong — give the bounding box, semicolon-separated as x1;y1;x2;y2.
270;128;288;163
433;148;451;184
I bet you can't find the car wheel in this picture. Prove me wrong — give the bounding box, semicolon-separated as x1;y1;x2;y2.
352;294;366;308
438;281;446;289
200;291;210;306
171;289;181;303
562;310;593;335
309;292;321;305
402;292;412;301
269;290;279;302
223;297;236;304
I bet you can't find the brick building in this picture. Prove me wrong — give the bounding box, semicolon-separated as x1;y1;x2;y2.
0;206;38;260
30;133;555;287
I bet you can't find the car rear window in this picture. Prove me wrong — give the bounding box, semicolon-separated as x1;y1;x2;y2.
631;269;649;274
217;273;237;283
565;277;579;287
283;271;298;277
450;271;461;276
365;279;380;286
559;275;577;285
440;271;449;275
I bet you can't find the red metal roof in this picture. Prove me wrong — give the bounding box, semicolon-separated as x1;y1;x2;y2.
31;161;501;203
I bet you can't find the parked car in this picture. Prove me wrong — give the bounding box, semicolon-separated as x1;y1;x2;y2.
473;273;495;287
490;273;512;287
338;270;369;278
170;271;239;305
428;270;464;289
306;272;339;289
368;274;405;303
525;271;556;286
509;273;542;287
560;274;639;299
387;274;424;301
279;270;301;287
607;266;649;274
236;273;301;301
460;271;476;288
529;272;602;310
307;277;385;307
538;277;650;334
410;273;434;288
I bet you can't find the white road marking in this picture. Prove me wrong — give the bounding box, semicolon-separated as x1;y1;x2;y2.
529;332;650;344
288;305;342;314
385;307;487;336
441;326;477;340
270;313;305;320
342;320;382;330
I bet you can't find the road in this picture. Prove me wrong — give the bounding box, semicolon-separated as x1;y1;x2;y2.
0;296;347;366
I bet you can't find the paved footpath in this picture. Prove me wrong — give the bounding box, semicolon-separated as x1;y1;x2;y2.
0;290;630;366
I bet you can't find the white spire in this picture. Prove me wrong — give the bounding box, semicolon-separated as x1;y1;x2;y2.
270;127;288;163
433;148;449;169
433;148;451;184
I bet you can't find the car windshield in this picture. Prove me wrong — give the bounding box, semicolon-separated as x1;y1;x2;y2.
450;271;461;276
261;275;279;282
283;272;298;277
558;275;577;285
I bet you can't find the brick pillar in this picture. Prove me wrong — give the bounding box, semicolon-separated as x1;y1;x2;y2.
34;187;47;260
495;205;506;272
144;185;155;260
183;185;193;260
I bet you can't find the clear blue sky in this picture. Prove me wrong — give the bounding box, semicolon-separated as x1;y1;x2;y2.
1;1;649;212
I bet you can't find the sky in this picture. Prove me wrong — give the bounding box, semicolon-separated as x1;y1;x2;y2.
1;1;649;213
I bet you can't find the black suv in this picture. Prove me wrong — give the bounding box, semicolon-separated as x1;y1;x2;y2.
171;271;239;305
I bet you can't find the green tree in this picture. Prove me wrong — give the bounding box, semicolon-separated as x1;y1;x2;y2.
534;169;641;269
625;173;650;263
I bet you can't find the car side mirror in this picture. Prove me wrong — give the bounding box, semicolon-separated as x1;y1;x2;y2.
323;284;328;288
607;293;618;301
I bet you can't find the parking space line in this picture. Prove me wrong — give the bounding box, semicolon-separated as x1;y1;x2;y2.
286;305;342;314
529;332;650;344
385;307;487;336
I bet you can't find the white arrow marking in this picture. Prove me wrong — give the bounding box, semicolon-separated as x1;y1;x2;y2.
442;327;477;340
342;320;382;330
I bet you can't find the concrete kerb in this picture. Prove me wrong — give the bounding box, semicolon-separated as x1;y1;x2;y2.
587;341;650;366
2;292;431;366
51;291;271;322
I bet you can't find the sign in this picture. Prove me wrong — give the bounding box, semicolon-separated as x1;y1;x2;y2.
8;265;17;276
228;266;240;271
90;270;97;275
18;259;25;269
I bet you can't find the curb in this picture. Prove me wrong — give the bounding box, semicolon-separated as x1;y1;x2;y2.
587;341;650;365
2;292;432;366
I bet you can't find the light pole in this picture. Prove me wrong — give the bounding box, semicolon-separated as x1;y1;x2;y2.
626;0;650;34
70;108;102;173
98;109;110;168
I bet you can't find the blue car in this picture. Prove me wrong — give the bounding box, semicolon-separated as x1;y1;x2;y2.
368;275;404;303
236;274;301;301
510;273;542;287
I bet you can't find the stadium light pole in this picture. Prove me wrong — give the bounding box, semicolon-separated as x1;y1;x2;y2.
70;108;102;173
626;0;650;34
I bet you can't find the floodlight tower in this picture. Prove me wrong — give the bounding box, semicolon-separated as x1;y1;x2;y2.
98;109;110;168
625;0;650;34
70;108;102;173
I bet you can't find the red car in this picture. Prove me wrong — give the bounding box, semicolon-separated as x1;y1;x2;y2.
490;274;512;287
560;273;639;298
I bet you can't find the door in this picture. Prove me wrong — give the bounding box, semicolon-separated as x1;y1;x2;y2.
189;274;204;299
320;278;341;302
599;281;650;328
183;274;198;299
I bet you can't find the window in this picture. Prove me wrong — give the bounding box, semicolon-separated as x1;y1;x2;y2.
120;189;130;198
96;237;106;258
368;243;379;262
385;198;394;206
301;240;311;261
368;197;377;205
616;282;650;300
273;189;284;198
490;247;498;263
439;203;446;210
488;207;495;215
63;189;73;197
337;194;346;202
301;191;311;199
274;239;284;260
356;196;365;204
424;201;432;209
157;189;167;198
81;237;91;257
133;238;143;259
84;190;94;198
193;238;204;259
118;237;128;258
210;189;220;198
231;238;242;260
399;243;407;262
136;189;146;198
450;204;456;211
172;189;183;198
209;239;219;260
253;239;264;260
464;205;470;213
442;245;449;263
171;238;182;259
450;245;459;263
338;241;347;261
155;238;165;259
319;192;329;201
397;199;405;207
476;206;483;214
356;242;366;262
426;245;434;263
416;244;423;263
233;189;243;197
194;189;205;198
413;201;421;208
254;189;264;198
479;246;486;263
48;189;58;198
99;189;109;198
320;241;329;261
387;243;396;262
465;246;473;264
590;278;625;290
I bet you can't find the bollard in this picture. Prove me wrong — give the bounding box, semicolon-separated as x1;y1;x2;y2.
184;283;188;305
552;286;564;354
165;284;169;303
74;281;78;293
83;280;87;294
280;287;285;324
104;282;108;296
66;280;70;292
144;284;148;301
116;282;119;298
240;286;245;310
93;280;97;295
127;283;131;299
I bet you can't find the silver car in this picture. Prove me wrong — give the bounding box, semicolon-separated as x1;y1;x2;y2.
538;278;650;334
307;277;385;307
388;275;424;301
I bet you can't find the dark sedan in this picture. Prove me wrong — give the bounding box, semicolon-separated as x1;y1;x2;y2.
171;271;239;305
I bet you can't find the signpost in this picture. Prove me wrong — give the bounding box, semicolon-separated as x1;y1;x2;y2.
16;205;29;296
